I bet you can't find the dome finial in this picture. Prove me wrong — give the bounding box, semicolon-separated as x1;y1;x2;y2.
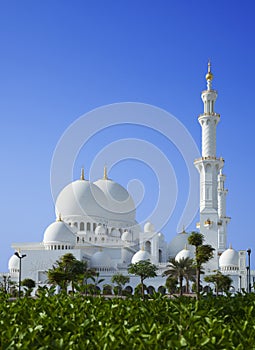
206;60;214;82
80;167;85;180
56;213;62;222
103;165;108;180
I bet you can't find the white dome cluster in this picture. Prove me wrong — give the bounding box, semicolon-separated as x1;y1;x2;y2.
131;249;151;264
95;224;106;235
175;246;194;262
90;251;112;271
55;176;136;222
8;254;19;272
219;246;239;272
43;219;76;250
168;230;191;258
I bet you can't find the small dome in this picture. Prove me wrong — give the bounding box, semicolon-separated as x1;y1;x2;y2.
8;254;19;271
158;232;164;241
131;249;151;264
144;222;155;233
90;251;112;268
122;230;132;242
219;246;239;269
175;246;194;262
43;220;76;245
168;230;191;258
95;224;106;235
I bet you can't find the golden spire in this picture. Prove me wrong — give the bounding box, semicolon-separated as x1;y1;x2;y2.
56;213;62;222
103;165;108;180
206;60;213;81
80;167;85;180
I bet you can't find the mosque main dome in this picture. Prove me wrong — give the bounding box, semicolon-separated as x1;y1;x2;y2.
94;178;136;221
55;168;136;223
55;179;108;219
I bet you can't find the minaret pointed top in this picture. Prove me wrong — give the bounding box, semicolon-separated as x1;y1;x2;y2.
206;60;214;90
80;167;85;180
103;165;108;180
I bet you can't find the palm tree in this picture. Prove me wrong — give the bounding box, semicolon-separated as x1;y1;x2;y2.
188;232;214;299
163;257;195;296
165;276;178;295
204;271;232;296
21;278;36;296
47;253;94;293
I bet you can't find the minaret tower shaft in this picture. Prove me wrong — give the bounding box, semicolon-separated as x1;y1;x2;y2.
217;169;231;252
194;62;225;269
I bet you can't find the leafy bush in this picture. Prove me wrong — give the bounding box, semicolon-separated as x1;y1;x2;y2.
1;290;255;348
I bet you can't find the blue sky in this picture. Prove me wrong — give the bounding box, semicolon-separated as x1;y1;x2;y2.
0;0;255;271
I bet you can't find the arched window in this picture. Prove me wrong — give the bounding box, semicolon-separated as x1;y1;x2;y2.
159;249;163;263
87;222;91;231
145;241;151;254
74;222;78;228
93;223;97;231
80;222;85;231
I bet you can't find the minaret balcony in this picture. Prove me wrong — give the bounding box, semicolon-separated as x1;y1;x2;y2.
204;219;212;228
199;112;220;118
194;156;224;164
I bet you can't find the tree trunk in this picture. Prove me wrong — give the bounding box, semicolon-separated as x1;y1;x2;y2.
141;277;145;300
196;267;200;300
180;277;183;296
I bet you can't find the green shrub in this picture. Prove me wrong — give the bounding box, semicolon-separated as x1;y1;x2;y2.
1;291;255;348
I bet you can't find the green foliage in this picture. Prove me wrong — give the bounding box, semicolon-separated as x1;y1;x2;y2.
128;260;157;299
47;253;97;293
188;232;214;299
103;284;112;295
165;276;178;294
1;292;255;348
163;258;195;295
21;278;36;296
204;271;232;296
111;273;130;295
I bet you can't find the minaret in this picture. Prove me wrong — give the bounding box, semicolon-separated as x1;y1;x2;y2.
194;62;224;270
217;169;231;252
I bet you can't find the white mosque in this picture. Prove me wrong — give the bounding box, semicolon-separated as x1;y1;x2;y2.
6;64;253;293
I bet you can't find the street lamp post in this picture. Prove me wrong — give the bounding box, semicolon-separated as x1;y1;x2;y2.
246;266;249;293
247;248;251;293
239;275;242;293
14;252;26;297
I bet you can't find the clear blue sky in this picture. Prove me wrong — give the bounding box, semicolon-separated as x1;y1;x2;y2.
1;0;255;271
